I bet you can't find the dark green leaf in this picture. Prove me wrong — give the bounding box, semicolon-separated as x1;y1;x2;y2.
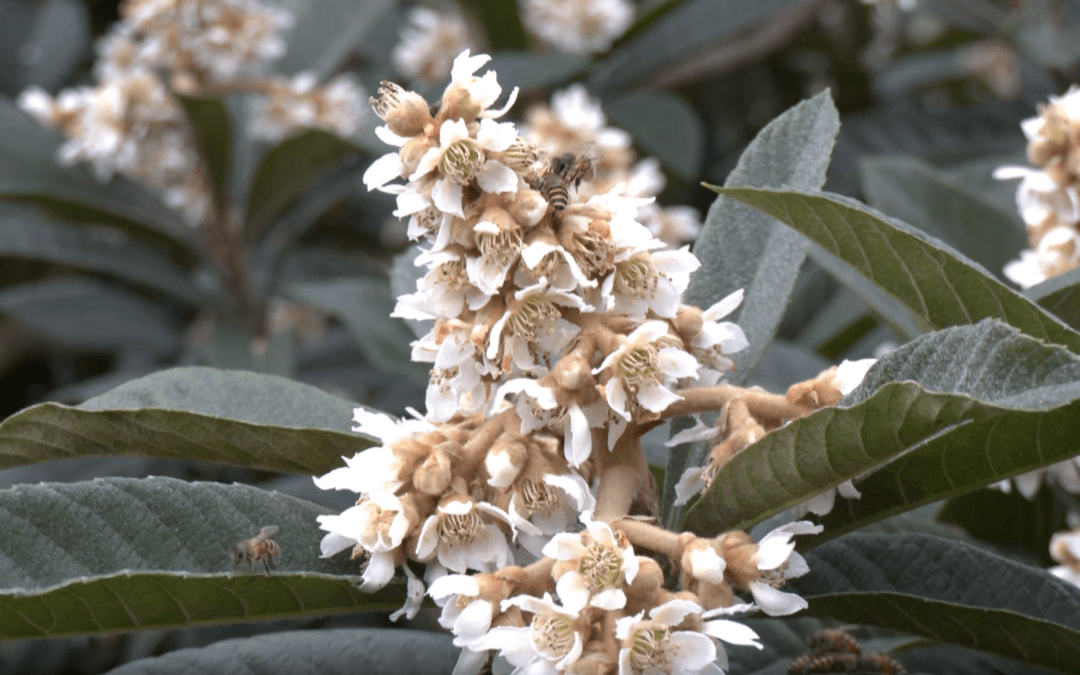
105;629;458;675
0;477;398;638
859;155;1026;278
460;0;528;50
0;97;193;247
286;278;428;381
717;187;1080;352
277;0;396;77
175;94;231;208
683;320;1080;537
666;90;837;524
588;0;812;91
0;278;181;356
938;487;1067;566
604;91;703;180
794;532;1080;674
244;130;359;244
0;366;374;474
15;0;90;92
1026;266;1080;331
0;205;201;305
484;51;589;93
204;321;296;377
794;287;878;360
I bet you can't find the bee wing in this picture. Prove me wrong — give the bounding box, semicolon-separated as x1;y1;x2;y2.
254;525;279;542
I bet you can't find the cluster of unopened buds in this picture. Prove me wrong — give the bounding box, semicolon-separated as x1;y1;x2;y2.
17;0;366;226
315;50;879;674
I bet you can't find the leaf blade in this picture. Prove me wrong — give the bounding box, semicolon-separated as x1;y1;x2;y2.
0;367;373;474
717;187;1080;351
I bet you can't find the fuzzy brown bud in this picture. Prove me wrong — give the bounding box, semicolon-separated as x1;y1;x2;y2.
371;81;432;137
674;306;704;342
414;446;452;495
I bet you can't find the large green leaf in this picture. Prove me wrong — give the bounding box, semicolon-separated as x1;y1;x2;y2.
604;91;703;180
0;367;374;475
717;187;1080;352
276;0;395;77
0;278;182;356
793;532;1080;674
176;94;232;209
859;155;1026;278
1026;266;1080;331
105;629;458;675
588;0;812;91
0;205;200;305
460;0;528;50
665;91;837;524
0;97;192;247
682;320;1080;536
0;477;398;638
244;130;359;243
286;278;428;381
484;52;589;93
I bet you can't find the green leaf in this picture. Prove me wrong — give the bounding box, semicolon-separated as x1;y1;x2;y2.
0;205;201;305
0;278;181;356
793;532;1080;674
0;97;193;247
1025;266;1080;331
666;90;838;524
244;130;359;244
105;629;458;675
938;487;1067;566
484;51;590;94
286;278;429;381
0;367;374;475
859;155;1026;278
589;0;813;90
604;91;703;180
175;94;232;208
277;0;396;77
0;477;399;638
683;320;1080;537
717;187;1080;352
460;0;528;50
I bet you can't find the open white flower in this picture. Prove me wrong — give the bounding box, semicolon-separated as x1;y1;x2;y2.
416;496;514;574
691;289;749;385
596;321;699;427
615;599;743;675
543;517;639;611
748;521;822;616
428;574;497;647
601;247;700;319
473;593;585;675
507;471;597;556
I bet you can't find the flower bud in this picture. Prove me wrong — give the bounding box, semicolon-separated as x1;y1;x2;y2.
485;437;527;488
414;446;452;495
370;81;432;137
554;353;593;392
674;305;704;342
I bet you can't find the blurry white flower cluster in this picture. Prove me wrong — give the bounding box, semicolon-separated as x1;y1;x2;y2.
315;50;847;675
521;0;634;55
521;84;703;247
996;85;1080;289
18;0;366;226
393;6;478;85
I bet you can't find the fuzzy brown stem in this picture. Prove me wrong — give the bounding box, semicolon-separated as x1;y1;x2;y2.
610;518;685;561
666;385;814;421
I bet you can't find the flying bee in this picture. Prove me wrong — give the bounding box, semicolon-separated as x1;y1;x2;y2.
229;525;281;575
530;145;597;211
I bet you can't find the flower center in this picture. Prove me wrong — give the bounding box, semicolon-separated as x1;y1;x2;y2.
370;81;407;120
412;206;442;237
477;229;523;269
440;139;483;183
618;345;660;387
439;509;483;545
615;257;658;300
532;612;576;658
570;228;615;278
520;479;560;513
436;259;468;290
580;541;623;590
760;561;790;589
509;295;561;344
628;624;671;674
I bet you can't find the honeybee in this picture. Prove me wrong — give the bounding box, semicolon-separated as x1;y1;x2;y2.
531;146;597;211
229;525;281;575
